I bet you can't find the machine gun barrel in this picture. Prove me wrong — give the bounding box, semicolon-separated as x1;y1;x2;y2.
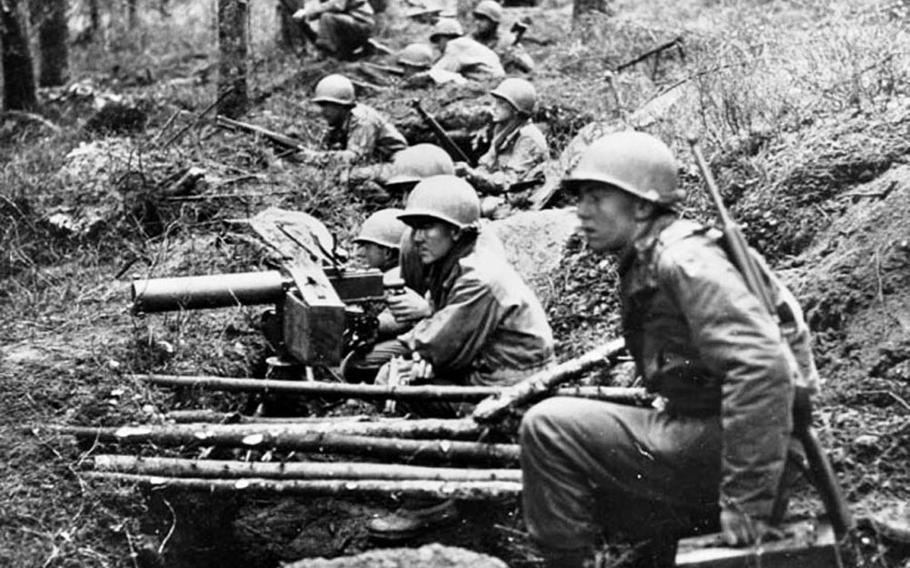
131;271;288;314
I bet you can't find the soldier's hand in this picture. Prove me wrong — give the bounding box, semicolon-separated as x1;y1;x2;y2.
409;352;434;382
454;162;472;177
720;510;783;547
386;287;431;322
292;8;307;20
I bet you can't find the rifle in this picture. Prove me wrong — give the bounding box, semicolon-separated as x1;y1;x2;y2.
362;61;405;77
688;137;855;542
215;115;313;155
615;36;685;74
410;100;474;165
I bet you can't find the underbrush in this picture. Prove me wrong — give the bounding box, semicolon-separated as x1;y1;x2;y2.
4;0;910;566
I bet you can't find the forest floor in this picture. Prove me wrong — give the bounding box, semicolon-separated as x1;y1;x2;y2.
2;0;910;566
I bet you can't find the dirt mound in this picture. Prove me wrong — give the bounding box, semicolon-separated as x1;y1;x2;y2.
284;543;509;568
489;207;578;306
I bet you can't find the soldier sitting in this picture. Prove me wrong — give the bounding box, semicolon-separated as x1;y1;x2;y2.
470;0;535;74
292;0;374;60
342;208;412;382
519;132;818;567
418;19;505;85
455;77;548;218
365;174;554;540
306;74;408;165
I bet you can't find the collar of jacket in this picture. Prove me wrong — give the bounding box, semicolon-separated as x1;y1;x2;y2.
490;117;530;154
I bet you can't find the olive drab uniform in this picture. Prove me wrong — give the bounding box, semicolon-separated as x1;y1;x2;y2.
430;36;505;82
322;103;408;163
521;215;817;562
310;0;374;59
473;32;535;74
465;119;548;216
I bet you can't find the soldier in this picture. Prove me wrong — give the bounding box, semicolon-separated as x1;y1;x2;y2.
366;174;554;540
427;18;505;83
292;0;374;60
342;208;412;382
455;77;548;218
519;132;817;567
470;0;535;73
308;74;408;165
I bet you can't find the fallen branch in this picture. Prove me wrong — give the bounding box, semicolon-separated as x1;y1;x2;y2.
84;472;522;500
54;426;519;464
473;338;627;423
140;374;647;405
91;455;522;482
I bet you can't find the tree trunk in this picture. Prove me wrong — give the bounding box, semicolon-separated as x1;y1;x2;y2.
1;0;37;111
572;0;608;25
34;0;69;87
276;0;307;51
85;472;523;499
92;454;523;482
217;0;248;118
56;425;521;464
127;0;138;28
88;0;101;38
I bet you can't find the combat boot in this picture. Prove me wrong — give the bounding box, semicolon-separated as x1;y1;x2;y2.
367;499;459;541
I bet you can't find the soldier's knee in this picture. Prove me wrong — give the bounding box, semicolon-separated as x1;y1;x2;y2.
520;397;578;447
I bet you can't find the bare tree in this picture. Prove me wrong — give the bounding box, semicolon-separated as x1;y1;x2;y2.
217;0;248;118
1;0;37;110
127;0;137;28
34;0;69;87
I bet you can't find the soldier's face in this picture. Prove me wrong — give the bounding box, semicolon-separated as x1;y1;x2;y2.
491;97;515;123
473;15;495;35
576;183;639;254
408;219;458;264
318;102;348;126
355;242;394;270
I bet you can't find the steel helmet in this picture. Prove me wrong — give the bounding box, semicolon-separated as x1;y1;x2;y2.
386;144;455;188
491;77;537;116
312;74;355;106
429;18;464;42
565;131;684;206
397;43;436;69
472;0;503;23
354;208;407;249
398;175;480;229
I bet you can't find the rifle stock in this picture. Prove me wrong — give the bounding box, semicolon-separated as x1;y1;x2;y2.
410;100;474;165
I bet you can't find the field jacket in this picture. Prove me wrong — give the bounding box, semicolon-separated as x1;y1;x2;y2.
620;215;798;519
323;104;408;163
469;120;547;205
431;37;505;82
400;232;553;386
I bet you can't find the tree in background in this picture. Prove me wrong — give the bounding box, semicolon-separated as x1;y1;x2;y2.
33;0;69;87
1;0;37;110
217;0;248;118
276;0;309;52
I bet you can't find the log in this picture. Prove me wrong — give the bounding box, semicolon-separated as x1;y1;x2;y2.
164;410;375;423
139;374;500;400
140;374;646;405
472;338;627;423
91;455;522;482
54;426;520;464
84;472;522;500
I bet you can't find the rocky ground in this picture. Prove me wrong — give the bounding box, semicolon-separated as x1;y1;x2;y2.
3;0;910;567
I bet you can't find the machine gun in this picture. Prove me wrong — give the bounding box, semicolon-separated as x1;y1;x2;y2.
131;210;385;367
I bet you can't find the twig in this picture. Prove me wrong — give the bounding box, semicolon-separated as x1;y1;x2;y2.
158;86;235;150
157;498;177;555
164;189;295;202
150;110;181;145
874;245;885;303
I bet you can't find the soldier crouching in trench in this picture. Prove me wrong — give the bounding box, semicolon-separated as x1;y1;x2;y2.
351;175;554;540
519;132;819;567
